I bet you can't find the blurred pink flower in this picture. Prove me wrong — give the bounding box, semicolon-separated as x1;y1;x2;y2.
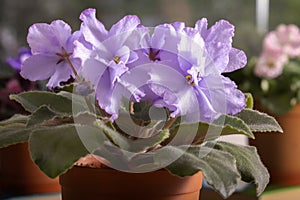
254;51;288;78
255;24;300;78
263;24;300;58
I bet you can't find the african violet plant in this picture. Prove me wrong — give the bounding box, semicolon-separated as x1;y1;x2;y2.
0;8;282;198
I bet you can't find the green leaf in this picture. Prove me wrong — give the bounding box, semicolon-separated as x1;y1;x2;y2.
169;114;254;145
95;120;169;153
0;124;31;148
26;105;62;127
10;91;90;115
0;115;31;148
58;91;93;114
29;124;107;178
154;145;241;198
213;115;254;138
10;91;73;114
235;108;283;133
210;141;269;196
0;114;28;126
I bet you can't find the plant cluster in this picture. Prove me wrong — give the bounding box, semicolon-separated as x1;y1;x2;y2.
233;24;300;115
0;8;282;198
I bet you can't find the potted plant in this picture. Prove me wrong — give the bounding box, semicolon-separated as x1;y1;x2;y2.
231;24;300;185
0;48;60;196
0;8;282;200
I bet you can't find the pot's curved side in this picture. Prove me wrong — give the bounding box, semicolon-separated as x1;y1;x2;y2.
0;143;60;195
60;166;203;200
250;104;300;185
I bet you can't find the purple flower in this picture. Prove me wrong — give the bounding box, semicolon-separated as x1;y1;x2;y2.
144;20;246;122
20;20;81;88
75;8;144;120
6;47;32;71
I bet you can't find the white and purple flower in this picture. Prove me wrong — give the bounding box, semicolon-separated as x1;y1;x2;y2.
20;8;247;122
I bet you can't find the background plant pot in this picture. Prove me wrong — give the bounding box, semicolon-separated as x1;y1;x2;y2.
0;142;60;195
60;166;203;200
250;104;300;185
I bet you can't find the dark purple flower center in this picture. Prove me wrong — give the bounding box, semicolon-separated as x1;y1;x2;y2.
148;48;161;61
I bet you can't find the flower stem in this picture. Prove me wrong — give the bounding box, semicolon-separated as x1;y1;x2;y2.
163;117;177;130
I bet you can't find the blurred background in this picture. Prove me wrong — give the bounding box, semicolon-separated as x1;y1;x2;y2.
1;0;300;61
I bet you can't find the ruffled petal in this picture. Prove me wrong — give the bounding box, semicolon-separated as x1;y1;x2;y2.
202;20;234;74
46;62;73;88
109;15;140;36
27;23;62;54
80;8;108;47
195;18;208;38
50;20;72;48
105;15;141;53
199;74;246;115
223;48;247;73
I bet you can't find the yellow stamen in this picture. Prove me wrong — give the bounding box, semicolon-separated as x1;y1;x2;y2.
114;56;120;64
186;75;196;86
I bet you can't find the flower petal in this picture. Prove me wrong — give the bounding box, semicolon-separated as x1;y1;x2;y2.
199;74;246;115
50;20;72;48
223;48;247;73
202;20;234;74
20;54;56;81
105;15;141;53
27;23;61;54
80;8;108;47
109;15;140;36
80;58;107;86
195;18;208;37
46;62;73;88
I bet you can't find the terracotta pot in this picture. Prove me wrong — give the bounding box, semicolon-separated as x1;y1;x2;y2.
60;166;203;200
0;142;60;195
250;104;300;185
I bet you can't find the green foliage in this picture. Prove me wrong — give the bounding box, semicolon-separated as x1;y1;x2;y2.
210;141;269;196
0;90;283;197
234;109;283;133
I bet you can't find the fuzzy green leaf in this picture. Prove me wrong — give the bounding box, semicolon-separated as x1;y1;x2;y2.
154;145;241;198
0;114;28;126
235;108;283;132
96;120;169;153
26;105;62;127
58;91;93;114
10;91;89;115
10;91;73;114
29;124;106;178
0;115;31;148
169;114;254;145
209;141;269;196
